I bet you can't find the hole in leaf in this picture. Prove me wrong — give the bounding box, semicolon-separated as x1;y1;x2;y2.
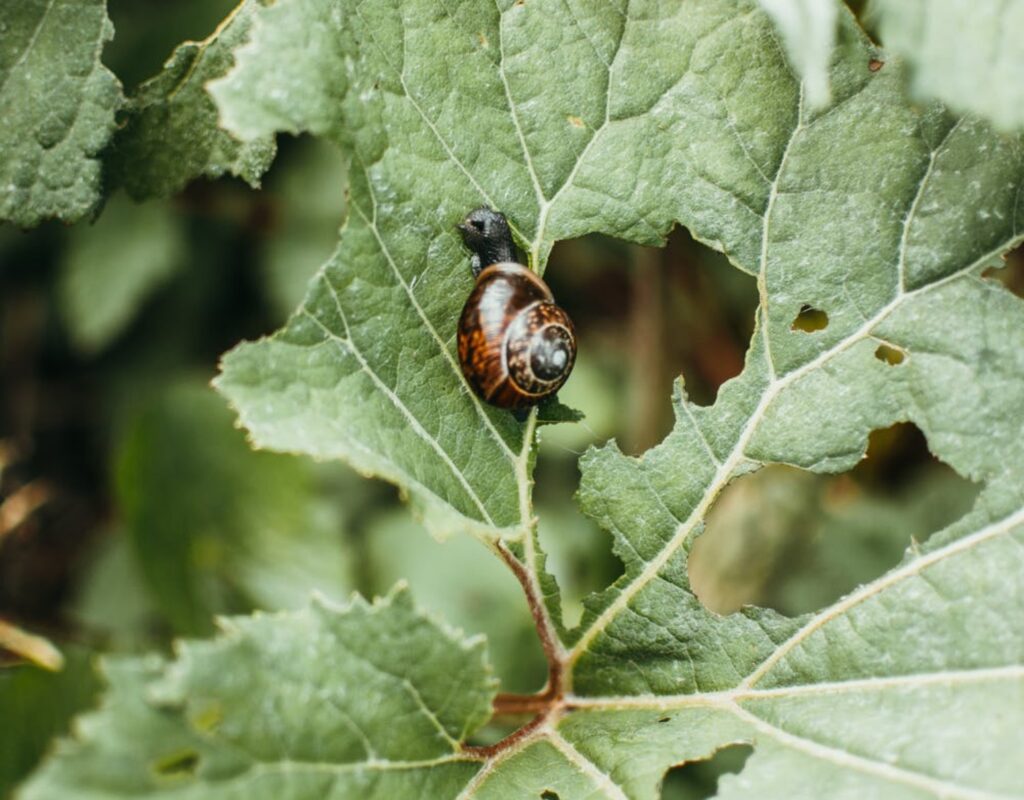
546;226;756;453
660;744;753;799
689;423;979;616
658;716;672;723
790;304;829;332
982;242;1024;299
874;343;905;365
541;792;560;800
152;749;199;778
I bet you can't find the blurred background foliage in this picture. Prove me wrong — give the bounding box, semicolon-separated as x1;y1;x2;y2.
1;1;1021;798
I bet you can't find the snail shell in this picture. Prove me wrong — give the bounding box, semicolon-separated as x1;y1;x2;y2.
457;262;576;409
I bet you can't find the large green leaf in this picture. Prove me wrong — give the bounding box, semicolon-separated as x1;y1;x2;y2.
115;380;353;634
871;0;1024;132
145;0;1024;796
0;0;121;227
19;588;498;799
109;0;275;199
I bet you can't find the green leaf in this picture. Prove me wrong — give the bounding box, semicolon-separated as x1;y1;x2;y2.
115;380;353;634
59;195;184;352
871;0;1024;132
0;0;121;227
109;0;276;199
365;510;548;693
0;649;100;797
201;0;1024;795
261;137;348;320
758;0;840;109
20;589;497;799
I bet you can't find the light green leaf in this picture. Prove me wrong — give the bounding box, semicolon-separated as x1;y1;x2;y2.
110;0;275;199
20;589;498;799
871;0;1024;132
0;0;121;227
261;137;348;320
59;194;184;352
758;0;839;108
115;380;353;634
200;0;1024;796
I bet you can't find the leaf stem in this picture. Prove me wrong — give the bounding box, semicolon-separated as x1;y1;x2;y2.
493;539;564;698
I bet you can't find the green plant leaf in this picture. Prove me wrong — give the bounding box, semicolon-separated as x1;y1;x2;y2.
19;588;498;799
115;380;353;634
196;0;1024;796
0;0;121;227
757;0;839;108
871;0;1024;132
365;510;548;693
109;0;276;199
0;649;100;797
59;195;184;352
261;137;348;320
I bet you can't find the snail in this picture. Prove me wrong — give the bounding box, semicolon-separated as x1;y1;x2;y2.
456;208;576;410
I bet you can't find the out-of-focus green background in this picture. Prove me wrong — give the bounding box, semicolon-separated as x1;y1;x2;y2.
0;2;1018;797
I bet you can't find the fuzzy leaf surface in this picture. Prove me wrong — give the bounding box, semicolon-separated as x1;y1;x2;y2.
199;0;1024;797
0;0;121;226
872;0;1024;132
109;0;275;199
20;589;497;799
757;0;839;108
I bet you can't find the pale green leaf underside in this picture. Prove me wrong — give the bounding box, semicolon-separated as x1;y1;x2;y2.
109;0;275;199
758;0;839;109
199;0;1024;797
872;0;1024;132
20;588;497;800
0;0;121;227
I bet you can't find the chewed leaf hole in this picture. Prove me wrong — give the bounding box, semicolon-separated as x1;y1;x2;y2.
541;791;560;800
982;243;1024;298
660;744;753;799
152;749;199;778
791;304;829;332
874;343;906;365
689;423;979;616
545;225;756;452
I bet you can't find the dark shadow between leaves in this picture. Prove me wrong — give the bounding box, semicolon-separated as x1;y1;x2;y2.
660;744;753;800
688;422;979;617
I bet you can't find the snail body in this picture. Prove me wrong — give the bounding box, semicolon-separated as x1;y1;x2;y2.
456;209;576;410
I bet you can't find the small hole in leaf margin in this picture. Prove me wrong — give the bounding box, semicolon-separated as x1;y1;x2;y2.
790;304;829;333
152;749;200;778
982;242;1024;299
540;792;560;800
874;343;905;365
688;422;979;616
661;744;753;799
